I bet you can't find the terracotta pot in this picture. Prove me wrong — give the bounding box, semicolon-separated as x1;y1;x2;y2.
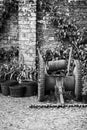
0;80;6;93
9;85;25;97
21;81;38;97
63;76;75;91
1;80;18;96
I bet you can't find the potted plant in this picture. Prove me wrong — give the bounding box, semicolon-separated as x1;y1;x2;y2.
0;59;19;96
9;63;38;97
21;67;38;97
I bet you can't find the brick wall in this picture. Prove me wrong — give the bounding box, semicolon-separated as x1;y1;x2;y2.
0;0;36;67
37;0;87;54
69;0;87;27
18;0;36;67
37;0;66;54
0;0;87;67
0;0;18;48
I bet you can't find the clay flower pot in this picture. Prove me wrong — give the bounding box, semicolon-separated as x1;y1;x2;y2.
9;84;25;97
1;80;18;96
0;79;6;93
21;80;38;97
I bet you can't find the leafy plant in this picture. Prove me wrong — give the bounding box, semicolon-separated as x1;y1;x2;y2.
12;58;37;83
0;57;18;81
0;46;19;62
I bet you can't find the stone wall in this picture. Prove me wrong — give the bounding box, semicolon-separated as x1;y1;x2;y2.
18;0;36;67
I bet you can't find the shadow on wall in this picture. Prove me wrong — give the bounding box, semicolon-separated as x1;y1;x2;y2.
0;0;18;33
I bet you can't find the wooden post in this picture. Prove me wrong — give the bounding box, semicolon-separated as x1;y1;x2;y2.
67;47;72;76
56;77;64;105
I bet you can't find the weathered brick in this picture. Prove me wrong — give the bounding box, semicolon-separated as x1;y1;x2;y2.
18;0;36;67
1;0;87;69
37;0;87;54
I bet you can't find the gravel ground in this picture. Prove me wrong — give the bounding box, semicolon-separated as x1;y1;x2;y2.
0;94;87;130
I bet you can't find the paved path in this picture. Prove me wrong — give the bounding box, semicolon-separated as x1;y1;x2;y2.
0;94;87;130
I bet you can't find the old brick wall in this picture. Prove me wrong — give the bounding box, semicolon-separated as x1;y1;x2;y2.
37;0;67;54
18;0;36;67
69;0;87;28
37;0;87;54
37;0;57;54
0;0;36;67
0;0;18;48
0;0;87;68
